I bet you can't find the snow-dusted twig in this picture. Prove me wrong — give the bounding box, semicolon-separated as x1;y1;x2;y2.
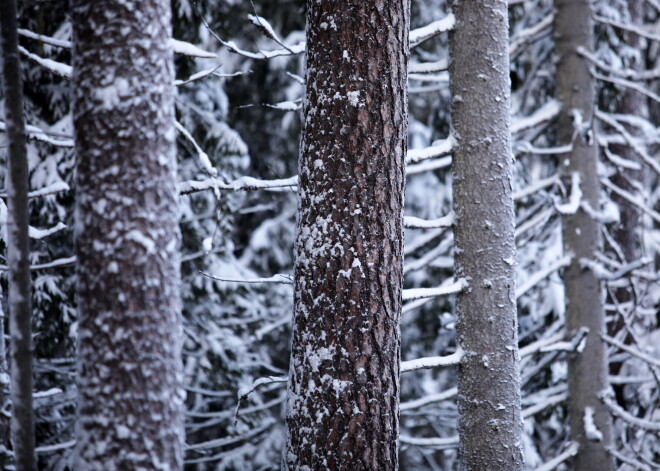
409;14;456;48
601;394;660;432
0;121;74;147
405;155;452;175
578;46;660;81
399;435;459;448
514;141;572;156
402;278;468;301
516;255;572;299
174;66;245;87
580;257;652;281
185;419;277;453
592;14;660;42
601;334;660;369
400;387;457;412
509;13;554;57
404;212;454;229
178;175;298;195
0;181;70;199
532;442;579;471
169;38;216;58
35;439;76;454
18;45;71;78
539;326;589;354
17;28;71;48
515;207;554;240
175;121;216;176
519;331;566;358
0;256;76;272
522;391;568;419
601;178;660;224
511;100;561;134
409;60;448;74
200;271;293;285
28;221;67;240
591;70;660;104
513;174;559;201
406;135;456;164
609;449;653;471
401;347;463;373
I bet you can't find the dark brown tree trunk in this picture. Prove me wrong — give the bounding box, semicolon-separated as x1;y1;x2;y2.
0;1;36;469
554;0;614;469
72;0;184;468
283;1;409;469
449;1;524;470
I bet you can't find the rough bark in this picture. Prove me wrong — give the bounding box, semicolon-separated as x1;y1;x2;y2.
283;1;409;469
0;2;37;469
449;1;524;470
72;1;184;469
554;0;614;469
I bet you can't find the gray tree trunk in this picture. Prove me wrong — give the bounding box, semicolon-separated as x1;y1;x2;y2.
554;0;614;469
0;1;37;469
72;0;184;469
448;1;524;470
282;0;409;469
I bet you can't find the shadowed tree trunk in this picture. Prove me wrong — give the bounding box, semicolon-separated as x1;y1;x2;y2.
449;1;524;470
554;0;614;468
0;1;36;469
283;0;409;469
72;0;184;468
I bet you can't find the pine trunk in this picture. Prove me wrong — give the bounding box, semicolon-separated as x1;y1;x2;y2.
72;0;184;468
554;0;614;468
0;1;36;469
449;1;524;470
283;0;409;469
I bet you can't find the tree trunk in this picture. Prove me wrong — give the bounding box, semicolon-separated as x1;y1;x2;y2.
0;1;37;469
72;1;184;469
449;1;524;470
554;0;614;469
283;1;409;469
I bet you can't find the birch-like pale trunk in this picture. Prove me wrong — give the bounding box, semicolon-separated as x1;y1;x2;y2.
72;1;184;468
449;1;524;470
554;0;613;468
0;1;36;469
283;0;409;469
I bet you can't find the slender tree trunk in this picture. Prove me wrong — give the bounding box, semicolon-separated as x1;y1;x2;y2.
449;1;524;470
607;0;645;406
72;1;184;469
0;291;15;470
554;0;613;469
0;2;37;470
283;1;409;469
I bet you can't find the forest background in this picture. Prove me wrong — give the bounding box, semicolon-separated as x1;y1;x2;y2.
0;0;658;469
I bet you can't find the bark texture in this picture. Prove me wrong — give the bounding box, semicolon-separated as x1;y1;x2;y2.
283;0;409;469
554;0;613;469
0;2;37;469
72;1;184;469
449;1;524;470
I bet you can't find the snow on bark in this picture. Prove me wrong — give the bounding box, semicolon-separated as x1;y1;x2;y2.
283;0;409;469
553;0;613;468
72;0;184;469
449;0;525;469
0;1;37;469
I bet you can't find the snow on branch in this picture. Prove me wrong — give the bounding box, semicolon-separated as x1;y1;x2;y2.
532;442;579;471
601;393;660;432
514;142;572;156
539;327;589;354
593;14;660;43
554;173;582;215
406;134;456;164
405;156;452;175
174;67;245;87
185;420;277;455
404;212;454;229
0;181;70;199
580;257;652;281
601;177;660;224
408;60;448;74
0;256;76;272
402;278;468;301
592;69;660;104
601;334;660;369
401;347;463;373
578;46;660;81
178;175;298;195
512;174;559;201
17;28;71;48
516;254;572;298
522;391;568;419
400;387;458;412
175;121;216;176
0;121;73;147
610;449;654;471
410;14;456;48
509;13;553;57
28;222;67;240
511;100;561;134
18;45;71;78
169;38;217;58
35;439;76;454
399;435;459;449
199;271;293;285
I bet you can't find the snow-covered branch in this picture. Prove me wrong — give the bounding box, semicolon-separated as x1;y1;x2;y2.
399;435;459;449
601;334;660;369
402;278;468;301
609;449;654;471
403;212;454;229
554;173;582;215
0;181;70;199
18;45;71;78
516;255;572;298
601;394;660;432
406;135;456;164
522;391;567;419
532;442;579;471
593;14;660;43
511;100;561;134
178;175;298;195
0;256;76;272
401;347;463;373
409;14;456;48
400;387;458;412
35;440;76;454
0;121;74;147
200;271;293;285
580;257;652;281
175;121;216;176
601;177;660;224
409;60;448;74
591;69;660;104
509;13;553;57
512;174;559;201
